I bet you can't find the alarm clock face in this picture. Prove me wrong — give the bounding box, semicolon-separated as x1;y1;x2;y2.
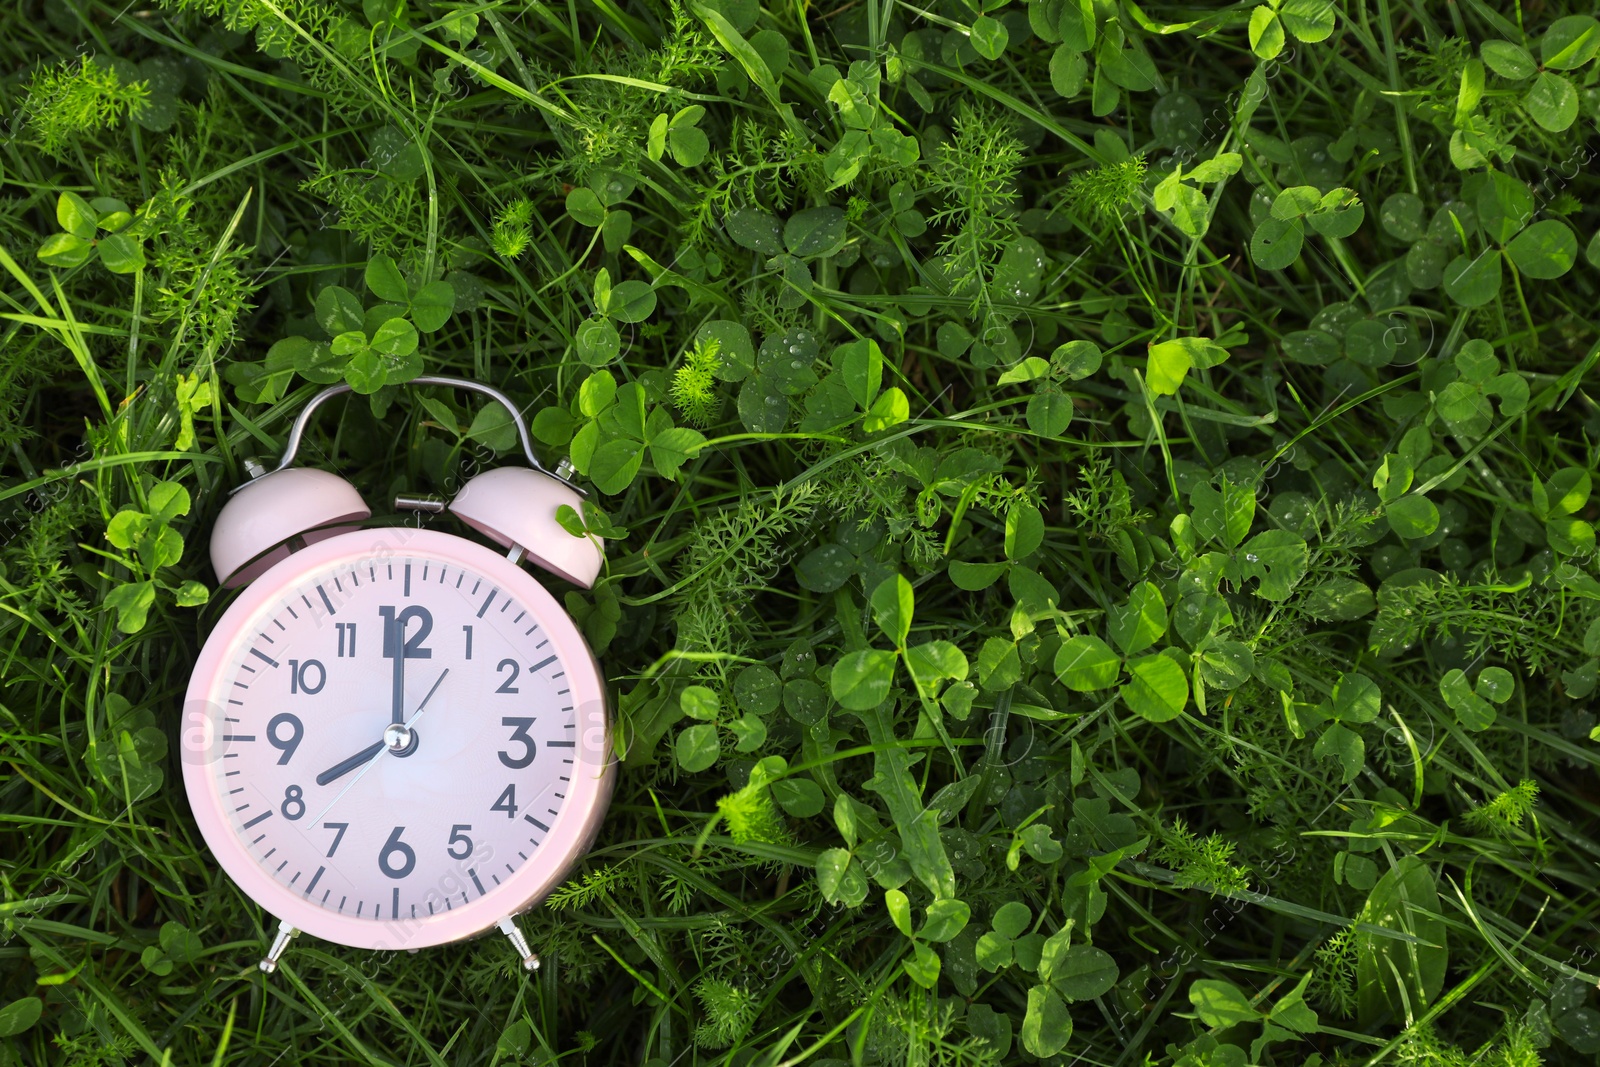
182;528;612;950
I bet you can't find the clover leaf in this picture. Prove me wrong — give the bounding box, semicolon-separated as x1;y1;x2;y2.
1440;665;1516;730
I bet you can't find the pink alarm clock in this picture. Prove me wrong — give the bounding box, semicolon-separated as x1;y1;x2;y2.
182;377;614;974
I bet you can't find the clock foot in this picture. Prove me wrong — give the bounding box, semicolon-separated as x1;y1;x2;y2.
258;920;298;974
496;917;540;972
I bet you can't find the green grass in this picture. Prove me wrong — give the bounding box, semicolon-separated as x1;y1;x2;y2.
3;0;1600;1063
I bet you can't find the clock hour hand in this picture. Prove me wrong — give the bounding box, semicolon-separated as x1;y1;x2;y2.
314;740;386;786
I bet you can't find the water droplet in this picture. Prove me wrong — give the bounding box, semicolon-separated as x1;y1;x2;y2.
1245;553;1259;563
789;344;802;355
790;360;803;370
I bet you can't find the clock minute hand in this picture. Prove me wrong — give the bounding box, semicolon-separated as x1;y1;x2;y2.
389;615;407;726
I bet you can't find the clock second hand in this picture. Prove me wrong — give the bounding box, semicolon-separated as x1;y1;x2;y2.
306;667;450;827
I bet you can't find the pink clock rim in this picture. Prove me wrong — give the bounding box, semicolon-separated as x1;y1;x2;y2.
182;527;614;951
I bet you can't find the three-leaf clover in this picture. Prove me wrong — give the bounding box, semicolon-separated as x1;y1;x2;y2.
1439;665;1515;730
1054;581;1190;722
1373;452;1439;541
646;105;710;167
1188;974;1321;1062
1248;0;1336;61
1431;339;1529;437
886;888;970;988
1531;467;1596;557
1443;171;1578;307
1479;17;1600;133
829;574;970;712
564;370;707;494
1311;672;1382;783
1153;151;1241;239
36;192;146;274
1250;184;1364;270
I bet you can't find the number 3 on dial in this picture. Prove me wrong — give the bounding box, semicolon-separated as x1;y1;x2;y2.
499;717;536;768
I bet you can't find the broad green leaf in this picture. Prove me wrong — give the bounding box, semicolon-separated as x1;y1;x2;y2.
949;561;1007;591
831;649;898;710
1121;653;1189;722
970;15;1008;60
997;357;1050;386
1247;5;1284;60
1021;985;1074;1057
870;574;914;647
1108;581;1167;656
648;426;705;479
410;280;455;332
37;232;93;268
1479;171;1533;245
886;887;913;936
576;318;621;367
839;338;883;409
1313;721;1364;784
1055;635;1121;691
1386;495;1440;540
1524;71;1579;132
1198;640;1254;690
1280;0;1335;42
365;254;409;303
1379;192;1426;241
675;722;721;771
1541;14;1600;70
1005;502;1045;559
1331;672;1382;723
96;233;145;274
904;640;968;697
1307;188;1364;239
1049;43;1088;97
578;369;617;416
1052;339;1103;380
316;284;365;335
1048;944;1118;1001
905;941;941;988
1476;666;1515;703
817;848;869;907
858;706;955;899
977;636;1022;691
105;580;157;634
921;898;970;941
1481;40;1535;80
1506;219;1577;279
590;438;645;494
725;206;783;254
1251;215;1305;270
1191;475;1255;549
784;206;848;258
370;317;418;357
863;387;908;432
0;997;43;1038
1027;391;1074;437
604;280;657;323
1190;979;1260;1027
772;777;824;817
1236;530;1309;601
1355;857;1448;1027
58;191;98;240
1147;339;1193;395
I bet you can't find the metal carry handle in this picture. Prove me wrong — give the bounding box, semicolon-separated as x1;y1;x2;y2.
246;375;584;496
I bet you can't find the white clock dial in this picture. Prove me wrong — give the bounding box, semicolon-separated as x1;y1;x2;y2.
205;552;581;926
